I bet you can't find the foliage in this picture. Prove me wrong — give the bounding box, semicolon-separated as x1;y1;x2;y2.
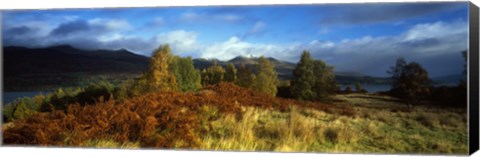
354;82;367;93
3;97;41;122
344;86;352;93
290;51;336;100
313;60;336;99
235;64;256;88
170;56;202;92
224;63;237;83
201;61;226;86
39;88;82;112
388;58;431;106
252;56;279;96
290;51;316;100
277;80;291;98
113;79;135;101
142;44;178;92
76;81;115;105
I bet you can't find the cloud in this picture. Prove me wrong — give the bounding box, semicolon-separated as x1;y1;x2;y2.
5;26;34;36
155;30;201;56
88;18;132;31
242;21;267;39
318;2;466;25
49;18;131;37
177;11;244;24
50;20;91;36
307;20;468;77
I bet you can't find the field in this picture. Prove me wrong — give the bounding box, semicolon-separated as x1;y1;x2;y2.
2;83;467;154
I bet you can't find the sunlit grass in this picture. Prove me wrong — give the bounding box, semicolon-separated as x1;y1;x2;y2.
197;93;468;154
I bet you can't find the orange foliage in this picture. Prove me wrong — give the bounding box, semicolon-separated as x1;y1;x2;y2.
3;82;355;148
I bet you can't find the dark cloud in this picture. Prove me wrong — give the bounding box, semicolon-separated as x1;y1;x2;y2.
318;2;466;25
5;26;34;36
50;20;91;36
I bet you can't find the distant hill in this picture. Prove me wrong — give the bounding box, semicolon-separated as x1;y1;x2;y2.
4;45;149;76
3;45;149;91
431;74;465;86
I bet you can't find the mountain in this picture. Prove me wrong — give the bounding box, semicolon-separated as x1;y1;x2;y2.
3;45;149;91
4;45;149;76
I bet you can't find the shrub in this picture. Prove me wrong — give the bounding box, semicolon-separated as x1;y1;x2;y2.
76;81;115;105
323;127;338;143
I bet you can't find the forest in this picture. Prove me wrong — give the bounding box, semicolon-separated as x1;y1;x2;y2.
2;44;468;154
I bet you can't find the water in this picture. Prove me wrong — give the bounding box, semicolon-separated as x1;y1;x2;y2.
2;91;48;105
338;84;391;93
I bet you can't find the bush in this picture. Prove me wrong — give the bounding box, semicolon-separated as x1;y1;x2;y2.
323;127;338;143
76;81;115;105
4;96;44;122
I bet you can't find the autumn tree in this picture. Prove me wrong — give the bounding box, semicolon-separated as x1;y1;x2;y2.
201;61;225;86
136;44;178;93
224;63;237;83
170;56;202;92
290;50;316;100
235;63;256;88
388;58;431;107
252;56;279;96
313;59;336;99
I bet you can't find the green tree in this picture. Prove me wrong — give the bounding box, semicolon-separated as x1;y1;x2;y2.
235;64;256;88
224;63;237;83
354;82;366;93
387;57;407;90
201;61;225;86
253;56;279;96
388;58;431;107
313;59;336;99
290;50;316;100
170;56;202;92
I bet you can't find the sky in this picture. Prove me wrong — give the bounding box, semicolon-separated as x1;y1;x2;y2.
1;2;469;77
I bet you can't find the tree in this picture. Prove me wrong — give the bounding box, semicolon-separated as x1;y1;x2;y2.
459;50;467;87
235;63;256;88
201;61;225;86
388;58;431;107
312;59;336;99
140;44;178;92
170;56;202;92
354;82;367;93
387;57;407;90
224;63;237;83
290;50;316;100
253;56;279;96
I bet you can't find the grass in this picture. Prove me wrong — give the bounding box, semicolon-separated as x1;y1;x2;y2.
197;93;467;154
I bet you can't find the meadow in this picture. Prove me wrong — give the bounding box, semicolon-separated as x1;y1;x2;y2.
2;82;467;154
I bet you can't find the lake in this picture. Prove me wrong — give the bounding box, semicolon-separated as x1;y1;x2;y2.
338;84;391;93
2;91;49;105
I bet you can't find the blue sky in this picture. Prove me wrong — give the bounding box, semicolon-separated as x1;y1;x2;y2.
1;2;469;77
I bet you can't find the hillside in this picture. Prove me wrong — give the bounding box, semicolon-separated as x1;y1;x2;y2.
3;45;149;91
4;45;149;75
2;82;467;153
